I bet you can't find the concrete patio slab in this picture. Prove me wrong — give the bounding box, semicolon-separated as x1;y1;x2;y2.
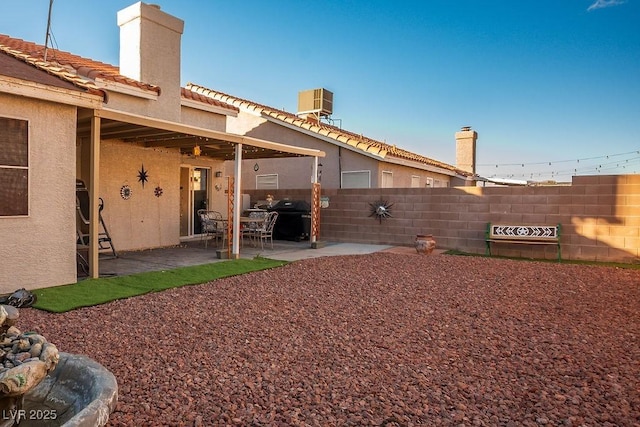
90;240;398;278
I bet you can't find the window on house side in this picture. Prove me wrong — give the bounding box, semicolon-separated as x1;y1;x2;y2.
341;170;370;188
411;175;420;188
256;174;278;190
381;171;393;188
0;117;28;216
425;177;434;188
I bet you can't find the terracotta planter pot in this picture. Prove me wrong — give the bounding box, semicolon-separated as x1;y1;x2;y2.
415;234;436;254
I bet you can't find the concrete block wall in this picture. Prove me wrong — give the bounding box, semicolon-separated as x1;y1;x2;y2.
245;174;640;263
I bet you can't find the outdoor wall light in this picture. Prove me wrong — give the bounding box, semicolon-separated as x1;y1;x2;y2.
193;145;201;156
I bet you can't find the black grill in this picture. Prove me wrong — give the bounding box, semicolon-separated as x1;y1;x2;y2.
268;200;311;241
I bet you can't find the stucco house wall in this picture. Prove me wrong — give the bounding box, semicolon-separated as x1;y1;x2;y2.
370;160;452;188
180;106;228;131
76;137;229;253
97;140;181;251
0;93;77;292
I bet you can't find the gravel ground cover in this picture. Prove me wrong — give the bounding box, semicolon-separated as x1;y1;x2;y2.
20;253;640;426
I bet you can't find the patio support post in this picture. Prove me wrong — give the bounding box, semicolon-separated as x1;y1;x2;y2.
310;156;320;246
231;143;242;259
88;113;101;278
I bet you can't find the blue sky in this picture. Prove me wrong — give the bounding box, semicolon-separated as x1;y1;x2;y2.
1;0;639;181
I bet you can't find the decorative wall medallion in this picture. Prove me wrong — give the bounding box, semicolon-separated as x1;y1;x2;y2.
369;200;393;224
154;186;163;197
137;164;149;188
120;185;132;200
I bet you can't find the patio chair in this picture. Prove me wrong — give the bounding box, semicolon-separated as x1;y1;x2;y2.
240;210;267;247
246;211;279;250
197;210;225;248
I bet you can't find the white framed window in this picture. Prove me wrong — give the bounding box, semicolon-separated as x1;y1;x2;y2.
256;174;278;189
341;170;370;188
434;179;442;188
411;175;420;188
425;177;434;188
0;117;29;216
381;171;393;188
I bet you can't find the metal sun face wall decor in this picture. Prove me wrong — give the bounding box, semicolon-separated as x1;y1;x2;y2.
369;200;393;224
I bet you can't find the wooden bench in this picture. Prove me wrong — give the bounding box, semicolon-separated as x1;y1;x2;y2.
486;223;562;261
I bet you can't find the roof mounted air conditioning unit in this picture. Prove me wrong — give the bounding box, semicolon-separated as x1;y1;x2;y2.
297;88;333;117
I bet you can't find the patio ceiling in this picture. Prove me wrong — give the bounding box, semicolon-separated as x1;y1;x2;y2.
76;108;325;160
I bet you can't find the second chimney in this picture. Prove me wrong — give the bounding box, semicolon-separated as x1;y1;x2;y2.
455;126;478;175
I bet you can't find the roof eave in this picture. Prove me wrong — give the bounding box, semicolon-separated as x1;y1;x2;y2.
0;75;103;108
181;98;238;117
382;156;460;177
94;78;158;100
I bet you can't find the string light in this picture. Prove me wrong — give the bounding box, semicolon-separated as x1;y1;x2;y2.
480;150;640;181
479;150;639;168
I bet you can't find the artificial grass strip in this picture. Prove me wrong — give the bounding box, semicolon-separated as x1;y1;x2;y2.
32;258;287;313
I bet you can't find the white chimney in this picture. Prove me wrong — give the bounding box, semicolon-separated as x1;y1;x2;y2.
117;2;184;119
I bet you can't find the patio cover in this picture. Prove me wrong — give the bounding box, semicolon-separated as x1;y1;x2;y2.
78;107;325;278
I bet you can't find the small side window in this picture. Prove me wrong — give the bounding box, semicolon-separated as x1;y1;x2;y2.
0;117;29;216
256;174;278;190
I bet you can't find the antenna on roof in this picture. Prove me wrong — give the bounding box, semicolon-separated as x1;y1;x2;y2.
43;0;54;61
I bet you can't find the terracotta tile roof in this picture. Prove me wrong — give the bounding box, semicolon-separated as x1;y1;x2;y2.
186;83;470;176
181;87;238;112
0;34;153;96
0;34;237;112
